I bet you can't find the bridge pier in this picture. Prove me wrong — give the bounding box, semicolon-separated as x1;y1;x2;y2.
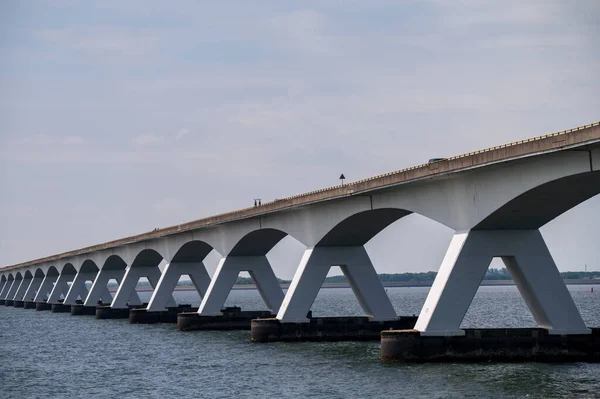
251;246;403;342
12;276;32;304
22;276;44;303
147;261;210;311
62;272;95;305
276;246;397;323
33;273;58;303
198;255;283;316
84;269;124;307
414;230;589;336
111;265;176;309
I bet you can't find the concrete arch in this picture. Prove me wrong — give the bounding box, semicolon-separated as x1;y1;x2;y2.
131;248;163;268
475;171;600;230
229;228;288;257
80;259;100;273
316;208;412;247
34;268;45;278
62;263;77;275
46;266;59;276
172;240;214;262
23;270;33;279
102;254;127;271
147;240;215;311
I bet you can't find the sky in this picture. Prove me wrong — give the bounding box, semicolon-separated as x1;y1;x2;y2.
1;0;599;279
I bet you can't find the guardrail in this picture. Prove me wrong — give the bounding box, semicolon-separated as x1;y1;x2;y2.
263;121;600;205
2;121;598;270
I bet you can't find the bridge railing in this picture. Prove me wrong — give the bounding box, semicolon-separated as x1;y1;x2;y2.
262;121;600;205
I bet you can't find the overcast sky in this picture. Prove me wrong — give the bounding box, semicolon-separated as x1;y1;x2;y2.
1;1;599;279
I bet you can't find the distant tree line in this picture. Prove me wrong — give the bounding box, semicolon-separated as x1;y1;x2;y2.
120;268;600;287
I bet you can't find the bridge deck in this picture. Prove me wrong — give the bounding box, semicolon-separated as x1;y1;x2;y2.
3;121;599;270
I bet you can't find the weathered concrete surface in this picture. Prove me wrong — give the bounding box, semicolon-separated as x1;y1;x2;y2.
178;307;273;331
13;300;24;308
51;303;72;313
381;328;600;363
251;316;418;343
95;304;147;319
35;302;51;311
71;304;100;316
130;305;195;324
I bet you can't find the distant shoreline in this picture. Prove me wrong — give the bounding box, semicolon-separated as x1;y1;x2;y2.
123;279;600;292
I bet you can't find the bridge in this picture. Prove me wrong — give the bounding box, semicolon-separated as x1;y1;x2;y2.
1;121;599;340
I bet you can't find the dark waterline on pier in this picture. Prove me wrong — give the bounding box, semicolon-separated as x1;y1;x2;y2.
1;285;599;398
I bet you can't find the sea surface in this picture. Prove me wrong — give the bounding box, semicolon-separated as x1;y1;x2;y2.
1;285;599;399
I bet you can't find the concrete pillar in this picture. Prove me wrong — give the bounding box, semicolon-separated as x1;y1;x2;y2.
276;246;397;323
0;281;7;298
34;274;58;302
13;277;33;301
414;230;590;336
147;262;211;311
111;266;176;309
198;255;284;316
5;279;20;301
63;272;96;305
23;276;44;302
0;280;14;299
84;269;126;306
47;273;74;304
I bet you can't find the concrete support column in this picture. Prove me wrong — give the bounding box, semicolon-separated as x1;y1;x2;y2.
47;273;74;304
5;280;20;301
112;266;176;309
84;269;126;306
276;246;397;323
23;277;44;302
33;274;58;302
13;277;32;301
147;262;211;311
198;255;284;316
63;272;95;305
414;230;590;336
0;280;14;299
0;281;8;298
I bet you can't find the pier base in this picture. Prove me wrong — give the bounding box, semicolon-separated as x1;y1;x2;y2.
51;303;72;313
71;304;100;316
35;302;52;311
0;300;5;305
95;304;147;319
251;316;418;343
23;301;36;309
130;305;195;324
178;307;274;331
4;300;14;306
381;328;600;363
13;300;24;308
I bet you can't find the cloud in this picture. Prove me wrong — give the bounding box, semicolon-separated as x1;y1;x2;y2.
175;128;189;142
132;133;163;146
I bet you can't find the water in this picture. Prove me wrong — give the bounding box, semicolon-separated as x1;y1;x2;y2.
1;285;599;398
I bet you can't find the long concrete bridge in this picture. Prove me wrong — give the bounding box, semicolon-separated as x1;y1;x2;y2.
1;121;599;339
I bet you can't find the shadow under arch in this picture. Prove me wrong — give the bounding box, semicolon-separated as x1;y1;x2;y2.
172;240;214;262
102;254;127;271
131;248;164;268
475;171;600;230
80;259;100;273
61;263;77;275
229;228;289;257
316;208;413;247
47;266;59;276
23;270;33;279
34;268;45;278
